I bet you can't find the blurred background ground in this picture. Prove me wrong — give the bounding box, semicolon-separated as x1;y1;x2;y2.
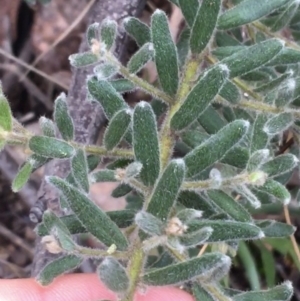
0;0;299;299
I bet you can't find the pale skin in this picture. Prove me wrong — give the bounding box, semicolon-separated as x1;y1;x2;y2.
0;274;195;301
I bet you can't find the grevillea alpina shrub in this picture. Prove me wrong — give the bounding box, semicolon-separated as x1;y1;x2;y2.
2;0;300;300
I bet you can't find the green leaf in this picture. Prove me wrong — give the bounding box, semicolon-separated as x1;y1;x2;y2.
179;227;213;247
42;210;75;252
86;22;100;46
184;120;249;178
142;252;230;286
198;105;227;134
104;109;132;150
12;161;33;192
29;136;75;159
250;113;269;153
263;112;294;135
133;101;160;186
219;80;241;104
256;220;295;237
127;43;154;74
135;211;165;236
47;176;128;250
192;283;216;301
125;162;143;179
218;0;290;30
176;208;203;224
207;190;252;222
275;78;296;107
71;149;89;192
237;185;261;208
190;0;221;54
123;17;151;47
94;63;119;80
256;179;291;204
88;78;128;119
271;1;299;32
238;241;260;290
69;52;98;68
220;39;284;78
177;191;217;218
0;88;12;131
37;255;82;286
188;220;264;242
110;79;135;93
37;210;135;236
177;28;190;67
97;257;129;293
100;19;117;50
178;0;199;27
151;10;179;96
221;146;249;169
54;93;74;141
90;169;117;183
39;117;55;137
111;183;132;198
261;154;298;178
171;65;229;131
266;48;300;66
147;159;185;222
233;282;293;301
246;149;270;172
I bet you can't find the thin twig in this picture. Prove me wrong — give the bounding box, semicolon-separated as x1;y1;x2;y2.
197;244;208;257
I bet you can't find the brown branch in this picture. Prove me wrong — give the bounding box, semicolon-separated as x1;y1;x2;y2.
30;0;147;277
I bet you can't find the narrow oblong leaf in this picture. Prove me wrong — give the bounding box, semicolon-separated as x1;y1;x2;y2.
256;179;291;204
256;220;295;238
104;109;132;150
37;255;82;286
69;52;98;68
151;10;179;96
127;43;154;74
97;257;129;293
184;120;249;178
218;0;290;30
147;159;185;222
179;226;213;247
88;78;128;119
188;220;264;242
39;117;55;137
143;252;230;286
86;22;100;46
54;93;74;141
220;39;284;78
100;19;117;50
47;176;128;250
135;211;165;236
192;283;216;301
177;28;190;67
123;17;151;47
219;80;241;104
29;136;75;159
190;0;221;54
266;48;300;66
37;210;135;236
125;162;143;179
246;149;270;172
90;169;117;183
110;79;136;93
250;113;269;153
0;88;12;131
275;78;296;107
261;154;298;178
133;101;160;186
233;282;293;301
94;63;119;80
198;105;227;134
263;112;294;135
207;190;252;222
178;0;199;27
71;149;89;192
111;183;132;198
171;65;229;131
12;161;33;192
